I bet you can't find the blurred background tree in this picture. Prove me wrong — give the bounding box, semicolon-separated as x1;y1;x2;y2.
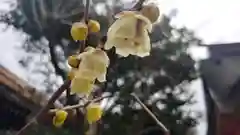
0;0;201;135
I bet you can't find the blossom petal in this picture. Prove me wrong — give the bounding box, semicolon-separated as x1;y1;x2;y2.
97;73;106;82
116;48;130;57
71;77;94;94
135;14;153;32
108;16;137;39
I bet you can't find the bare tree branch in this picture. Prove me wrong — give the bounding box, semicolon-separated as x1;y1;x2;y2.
15;80;71;135
49;94;112;112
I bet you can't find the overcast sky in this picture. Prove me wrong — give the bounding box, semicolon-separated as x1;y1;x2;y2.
1;0;240;134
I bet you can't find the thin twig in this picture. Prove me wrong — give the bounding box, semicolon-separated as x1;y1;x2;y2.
83;0;90;23
49;94;112;113
79;0;91;52
131;93;170;135
15;80;71;135
133;0;146;10
66;87;71;104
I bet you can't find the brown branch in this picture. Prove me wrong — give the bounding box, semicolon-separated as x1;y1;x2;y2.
65;87;71;105
15;80;71;135
131;93;170;135
79;0;91;53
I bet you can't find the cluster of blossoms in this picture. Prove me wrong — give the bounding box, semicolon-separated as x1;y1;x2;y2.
52;3;160;129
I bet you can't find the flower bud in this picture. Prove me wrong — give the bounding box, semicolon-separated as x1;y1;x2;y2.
140;4;160;23
71;22;88;41
86;103;103;124
68;55;80;68
88;19;101;33
52;110;68;127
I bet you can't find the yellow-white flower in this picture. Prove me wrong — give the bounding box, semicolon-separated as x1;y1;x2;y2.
75;46;109;82
70;47;109;94
104;11;152;57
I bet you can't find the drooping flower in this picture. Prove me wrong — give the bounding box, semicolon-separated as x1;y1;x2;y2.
70;47;109;94
75;46;109;82
86;103;103;124
104;11;153;57
52;110;68;128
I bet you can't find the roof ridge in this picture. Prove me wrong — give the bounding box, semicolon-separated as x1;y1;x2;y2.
0;66;62;108
200;42;240;47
